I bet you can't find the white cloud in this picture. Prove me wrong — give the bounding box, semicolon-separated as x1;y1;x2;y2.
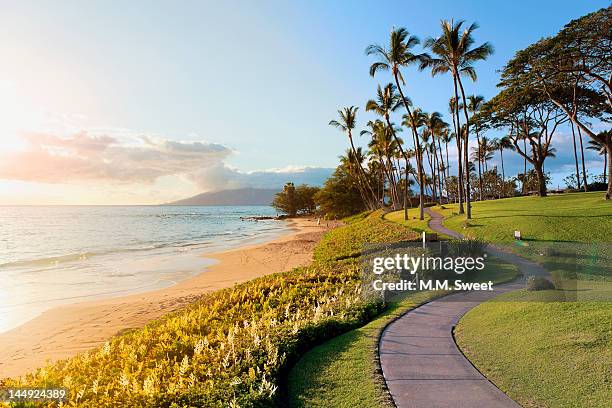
0;131;333;194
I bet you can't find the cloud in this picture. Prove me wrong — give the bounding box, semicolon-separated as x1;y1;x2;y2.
188;164;333;191
0;131;333;192
0;131;232;184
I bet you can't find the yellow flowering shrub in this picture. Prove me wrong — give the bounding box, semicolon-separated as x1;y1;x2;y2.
4;211;417;407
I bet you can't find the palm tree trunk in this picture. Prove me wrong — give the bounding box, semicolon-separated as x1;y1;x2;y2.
577;126;588;192
500;148;505;195
394;74;425;220
435;141;443;204
404;160;409;220
457;76;472;219
426;148;436;202
348;133;377;209
437;138;447;203
475;129;483;201
604;147;608;184
570;121;581;189
452;77;465;215
607;141;611;200
523;138;527;194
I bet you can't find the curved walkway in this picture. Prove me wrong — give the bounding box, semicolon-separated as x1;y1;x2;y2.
379;208;547;408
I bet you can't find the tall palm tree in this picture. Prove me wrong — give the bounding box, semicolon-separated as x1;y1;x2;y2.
364;120;402;208
365;83;411;217
423;20;493;219
467;95;485;200
448;97;464;212
569;121;582;190
367;27;428;220
330;106;377;209
494;136;514;186
424;111;446;203
577;126;588;192
586;137;608;184
479;136;494;172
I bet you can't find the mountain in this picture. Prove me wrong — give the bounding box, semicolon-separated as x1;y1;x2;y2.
166;188;279;206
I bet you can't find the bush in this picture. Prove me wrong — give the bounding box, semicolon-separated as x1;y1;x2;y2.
526;276;555;291
6;212;418;407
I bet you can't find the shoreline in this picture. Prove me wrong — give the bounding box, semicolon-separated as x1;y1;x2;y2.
0;217;336;379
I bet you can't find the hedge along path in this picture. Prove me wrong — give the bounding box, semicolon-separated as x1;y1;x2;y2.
379;207;550;408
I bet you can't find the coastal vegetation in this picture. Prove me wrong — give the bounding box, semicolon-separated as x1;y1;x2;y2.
5;212;419;407
272;183;319;216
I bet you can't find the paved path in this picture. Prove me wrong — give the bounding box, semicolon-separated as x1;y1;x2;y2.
379;207;547;408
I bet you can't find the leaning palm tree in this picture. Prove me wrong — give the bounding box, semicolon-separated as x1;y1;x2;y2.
586;137;608;184
424;111;446;203
494;136;514;187
467;95;485;200
422;20;493;219
448;97;464;212
366;27;428;220
366;83;412;217
330;106;377;209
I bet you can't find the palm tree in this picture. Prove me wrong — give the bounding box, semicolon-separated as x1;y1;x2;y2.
339;148;369;204
586;137;608;184
577;125;588;192
367;27;428;220
467;95;485;200
448;97;464;212
423;20;493;219
479;136;494;172
365;83;411;217
494;136;514;187
569;121;582;191
424;111;446;203
364;120;402;208
330;106;377;209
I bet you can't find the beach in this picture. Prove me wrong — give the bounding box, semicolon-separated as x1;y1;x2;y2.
0;217;334;378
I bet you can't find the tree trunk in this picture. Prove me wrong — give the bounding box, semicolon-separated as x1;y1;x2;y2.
570;121;581;189
451;78;464;214
476;130;483;201
577;126;588;192
522;138;527;194
348;134;377;209
500;148;505;196
534;162;547;197
457;76;472;219
404;163;409;220
394;74;425;220
605;140;612;200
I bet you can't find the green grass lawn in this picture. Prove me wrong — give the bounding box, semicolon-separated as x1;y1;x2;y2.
288;259;519;407
383;207;432;234
435;192;612;243
456;288;612;408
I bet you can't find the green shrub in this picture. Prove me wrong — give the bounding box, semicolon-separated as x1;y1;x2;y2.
5;210;418;407
526;276;555;291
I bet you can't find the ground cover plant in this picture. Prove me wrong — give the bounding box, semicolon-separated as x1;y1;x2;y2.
2;211;418;407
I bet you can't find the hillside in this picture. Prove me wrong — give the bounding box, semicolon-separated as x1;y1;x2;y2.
166;188;279;206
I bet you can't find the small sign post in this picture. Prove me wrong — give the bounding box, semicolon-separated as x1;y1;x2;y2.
514;230;522;240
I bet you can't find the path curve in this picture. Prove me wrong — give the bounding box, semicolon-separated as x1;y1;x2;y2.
379;207;547;408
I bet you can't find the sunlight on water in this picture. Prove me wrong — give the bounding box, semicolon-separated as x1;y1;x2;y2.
0;206;287;333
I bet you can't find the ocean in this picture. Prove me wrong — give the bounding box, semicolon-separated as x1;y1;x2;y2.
0;205;289;333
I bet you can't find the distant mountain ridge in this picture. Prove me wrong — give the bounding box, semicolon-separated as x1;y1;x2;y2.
166;188;279;206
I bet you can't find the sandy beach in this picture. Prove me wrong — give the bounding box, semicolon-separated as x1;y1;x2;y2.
0;217;335;378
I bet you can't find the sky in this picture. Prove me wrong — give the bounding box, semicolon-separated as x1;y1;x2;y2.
0;0;608;204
